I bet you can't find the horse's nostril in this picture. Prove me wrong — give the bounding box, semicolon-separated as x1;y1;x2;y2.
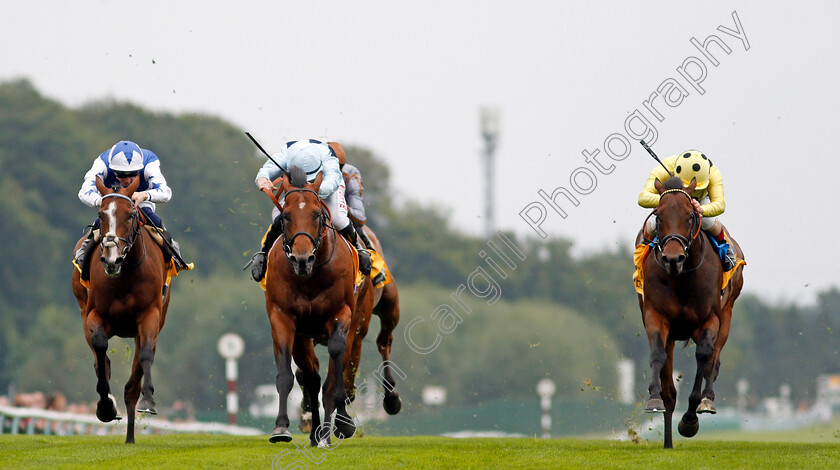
307;255;315;264
677;255;686;263
115;258;123;266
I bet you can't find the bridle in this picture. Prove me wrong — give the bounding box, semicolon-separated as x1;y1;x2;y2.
648;188;706;273
99;193;145;268
280;188;335;268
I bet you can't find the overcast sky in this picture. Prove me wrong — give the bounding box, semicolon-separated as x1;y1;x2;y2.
2;1;837;305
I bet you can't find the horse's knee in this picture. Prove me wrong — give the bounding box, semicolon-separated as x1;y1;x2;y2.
696;338;714;362
328;330;347;358
137;343;155;365
649;348;667;369
90;331;108;352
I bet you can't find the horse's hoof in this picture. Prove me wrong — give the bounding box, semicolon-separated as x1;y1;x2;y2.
678;415;699;437
383;393;402;415
697;398;717;414
298;412;313;433
334;415;356;439
96;394;121;422
644;398;666;413
269;426;293;443
137;397;157;415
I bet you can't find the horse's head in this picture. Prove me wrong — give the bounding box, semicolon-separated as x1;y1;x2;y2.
279;166;327;278
95;176;141;277
653;176;700;275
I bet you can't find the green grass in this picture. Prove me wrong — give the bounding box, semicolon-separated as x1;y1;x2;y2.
2;434;840;469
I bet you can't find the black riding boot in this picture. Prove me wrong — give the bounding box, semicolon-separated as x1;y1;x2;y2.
250;215;284;282
339;224;371;276
159;229;188;270
74;234;96;269
354;222;374;250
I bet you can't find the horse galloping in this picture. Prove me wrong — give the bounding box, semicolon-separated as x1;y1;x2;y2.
637;176;745;449
263;166;361;446
71;176;170;444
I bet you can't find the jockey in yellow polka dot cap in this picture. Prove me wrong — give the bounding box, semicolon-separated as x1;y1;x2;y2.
638;149;737;271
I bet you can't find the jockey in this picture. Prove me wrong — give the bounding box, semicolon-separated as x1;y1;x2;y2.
328;142;376;251
250;139;372;282
75;140;187;270
638;149;737;271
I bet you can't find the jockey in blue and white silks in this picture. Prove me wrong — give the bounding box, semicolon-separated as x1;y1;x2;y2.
250;139;371;281
75;140;187;270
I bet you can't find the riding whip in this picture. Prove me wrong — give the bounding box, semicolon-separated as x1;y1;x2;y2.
639;140;673;176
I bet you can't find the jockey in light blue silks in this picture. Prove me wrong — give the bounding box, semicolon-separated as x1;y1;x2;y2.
74;140;188;270
249;139;371;282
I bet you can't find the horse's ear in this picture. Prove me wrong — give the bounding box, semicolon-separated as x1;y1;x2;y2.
654;178;665;194
279;173;290;194
687;177;697;194
122;174;141;196
310;172;323;193
95;176;110;196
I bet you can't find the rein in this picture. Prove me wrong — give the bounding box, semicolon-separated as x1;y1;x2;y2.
650;188;705;273
99;193;145;269
279;188;337;268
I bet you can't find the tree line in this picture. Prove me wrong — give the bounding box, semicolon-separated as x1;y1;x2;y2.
0;79;837;419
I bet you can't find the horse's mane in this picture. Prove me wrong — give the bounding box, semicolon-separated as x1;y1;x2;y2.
288;166;307;188
664;176;686;191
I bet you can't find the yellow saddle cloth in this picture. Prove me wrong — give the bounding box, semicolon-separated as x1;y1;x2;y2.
632;237;745;296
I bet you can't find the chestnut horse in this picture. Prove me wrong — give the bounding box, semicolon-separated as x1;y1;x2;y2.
297;225;403;433
71;176;170;444
636;176;745;448
262;166;359;445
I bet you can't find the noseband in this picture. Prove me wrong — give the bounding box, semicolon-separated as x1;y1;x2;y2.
99;193;142;263
649;188;705;273
280;188;330;261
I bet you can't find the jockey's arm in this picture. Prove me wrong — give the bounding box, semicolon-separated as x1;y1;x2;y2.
700;166;725;217
255;153;287;188
141;159;172;203
317;148;343;199
637;158;675;208
78;157;107;207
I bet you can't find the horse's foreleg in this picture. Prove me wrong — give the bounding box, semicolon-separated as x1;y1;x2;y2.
661;340;677;449
327;307;356;440
85;311;120;423
269;309;296;443
696;315;721;414
643;314;669;413
374;290;402;415
124;337;144;444
136;312;161;415
293;339;322;447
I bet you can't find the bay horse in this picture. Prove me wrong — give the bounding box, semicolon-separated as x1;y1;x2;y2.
71;176;170;444
297;224;403;433
636;176;745;448
262;166;359;445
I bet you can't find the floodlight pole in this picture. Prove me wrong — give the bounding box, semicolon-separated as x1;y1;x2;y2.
480;107;500;239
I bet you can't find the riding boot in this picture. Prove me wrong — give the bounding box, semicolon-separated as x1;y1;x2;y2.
74;234;96;269
722;246;738;271
251;215;284;282
354;221;374;250
159;229;188;270
339;224;371;276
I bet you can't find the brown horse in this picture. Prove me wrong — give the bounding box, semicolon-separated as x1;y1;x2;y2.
71;176;170;444
263;166;359;445
636;176;745;448
297;225;403;432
